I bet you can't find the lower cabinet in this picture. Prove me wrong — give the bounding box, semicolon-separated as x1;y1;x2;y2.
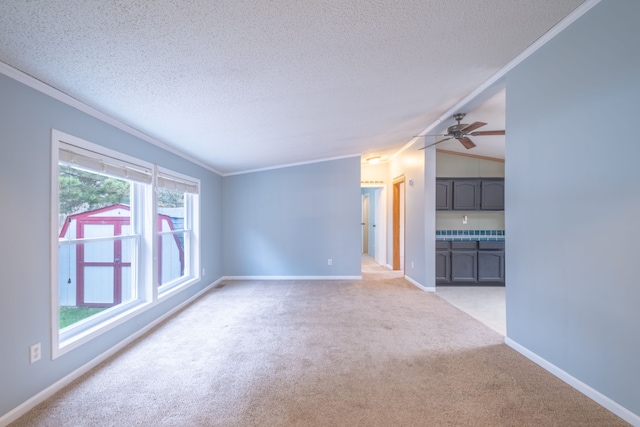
435;241;451;281
450;241;478;282
436;240;505;286
435;249;450;281
478;253;505;282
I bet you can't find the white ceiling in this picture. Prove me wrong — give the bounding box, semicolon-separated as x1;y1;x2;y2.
0;0;585;174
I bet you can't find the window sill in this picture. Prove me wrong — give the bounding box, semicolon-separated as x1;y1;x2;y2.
158;276;201;301
54;299;153;359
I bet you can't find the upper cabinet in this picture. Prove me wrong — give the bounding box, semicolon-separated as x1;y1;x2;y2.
437;178;504;211
435;180;452;210
480;179;505;210
453;180;480;210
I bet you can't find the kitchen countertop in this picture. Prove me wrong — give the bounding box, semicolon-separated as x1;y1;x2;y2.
436;237;505;241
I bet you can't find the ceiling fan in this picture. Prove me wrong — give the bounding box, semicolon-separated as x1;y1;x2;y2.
418;113;505;150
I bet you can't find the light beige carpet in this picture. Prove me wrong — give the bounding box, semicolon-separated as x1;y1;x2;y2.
12;262;628;426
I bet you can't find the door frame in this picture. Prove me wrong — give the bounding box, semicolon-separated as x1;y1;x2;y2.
392;175;405;271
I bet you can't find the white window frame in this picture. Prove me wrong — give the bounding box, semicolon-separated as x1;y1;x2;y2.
51;130;201;358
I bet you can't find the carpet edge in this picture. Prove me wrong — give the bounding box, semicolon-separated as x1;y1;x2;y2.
505;337;639;426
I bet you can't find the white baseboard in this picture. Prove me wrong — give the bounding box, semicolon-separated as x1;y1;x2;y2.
222;275;362;280
404;275;435;292
505;337;640;426
0;278;223;427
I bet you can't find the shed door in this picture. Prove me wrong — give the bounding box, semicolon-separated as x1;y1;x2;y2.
76;218;131;307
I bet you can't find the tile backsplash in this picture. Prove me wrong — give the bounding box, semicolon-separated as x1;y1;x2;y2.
436;229;505;241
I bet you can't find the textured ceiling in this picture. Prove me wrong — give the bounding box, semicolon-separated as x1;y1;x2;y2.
0;0;585;174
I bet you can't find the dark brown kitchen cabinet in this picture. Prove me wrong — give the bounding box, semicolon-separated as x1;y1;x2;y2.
436;178;504;211
450;241;478;282
435;241;451;281
480;179;505;210
452;180;480;210
477;241;505;282
478;251;505;282
436;240;505;285
435;180;452;210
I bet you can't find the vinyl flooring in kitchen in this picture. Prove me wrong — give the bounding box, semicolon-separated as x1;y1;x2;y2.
435;285;506;336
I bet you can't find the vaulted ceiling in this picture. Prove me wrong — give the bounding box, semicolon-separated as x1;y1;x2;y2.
0;1;585;174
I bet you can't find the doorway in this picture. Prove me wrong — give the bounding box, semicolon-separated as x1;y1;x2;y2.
392;176;405;271
361;186;386;266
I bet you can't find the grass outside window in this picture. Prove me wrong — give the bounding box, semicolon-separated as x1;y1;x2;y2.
59;307;108;329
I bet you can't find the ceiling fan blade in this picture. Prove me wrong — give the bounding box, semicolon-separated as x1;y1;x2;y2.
460;121;487;133
418;136;453;150
458;137;476;149
469;130;505;136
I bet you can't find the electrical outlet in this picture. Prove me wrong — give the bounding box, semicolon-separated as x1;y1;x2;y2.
411;261;414;268
328;259;332;266
30;342;41;364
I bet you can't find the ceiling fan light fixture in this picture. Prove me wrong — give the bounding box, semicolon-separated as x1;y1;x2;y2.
419;113;504;151
366;156;381;164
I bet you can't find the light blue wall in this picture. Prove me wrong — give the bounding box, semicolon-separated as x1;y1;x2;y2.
222;157;362;277
505;0;640;416
388;146;430;288
0;73;223;418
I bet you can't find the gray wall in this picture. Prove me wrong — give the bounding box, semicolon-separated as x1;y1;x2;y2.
505;0;640;415
0;73;223;418
222;157;362;277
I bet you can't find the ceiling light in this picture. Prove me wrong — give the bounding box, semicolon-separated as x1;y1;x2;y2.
367;156;381;164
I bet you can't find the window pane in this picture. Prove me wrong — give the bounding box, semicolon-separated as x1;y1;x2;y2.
157;186;189;289
157;188;185;230
158;231;185;286
58;161;138;331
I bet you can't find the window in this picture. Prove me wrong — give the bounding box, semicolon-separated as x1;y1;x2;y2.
52;130;200;357
156;169;200;294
